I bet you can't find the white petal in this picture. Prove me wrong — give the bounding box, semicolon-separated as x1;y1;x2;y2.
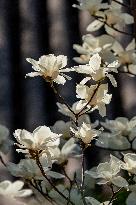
25;72;42;78
87;20;104;32
89;53;101;72
26;58;40;71
80;77;91;85
107;74;117;87
111;176;129;188
54;75;66;85
126;39;135;51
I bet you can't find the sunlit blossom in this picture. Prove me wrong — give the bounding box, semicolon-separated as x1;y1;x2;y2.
26;54;73;85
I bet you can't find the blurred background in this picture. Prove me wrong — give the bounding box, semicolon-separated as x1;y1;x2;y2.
0;0;136;174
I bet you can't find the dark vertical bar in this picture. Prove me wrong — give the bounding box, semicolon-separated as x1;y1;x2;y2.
65;0;81;63
5;0;25;131
0;0;13;129
20;0;58;129
37;0;58;125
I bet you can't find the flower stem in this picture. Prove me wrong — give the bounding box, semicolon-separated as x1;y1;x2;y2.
108;185;123;205
80;147;87;205
52;85;76;116
113;0;135;10
35;155;74;205
76;82;101;117
94;15;134;36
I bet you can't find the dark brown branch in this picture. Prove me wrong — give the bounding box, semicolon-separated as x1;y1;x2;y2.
113;0;135;10
108;185;123;205
28;180;52;202
35;155;74;205
94;15;134;36
52;85;76;116
77;82;101;117
80;148;87;205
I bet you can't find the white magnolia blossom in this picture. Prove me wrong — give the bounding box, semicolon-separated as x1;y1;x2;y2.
73;34;115;64
86;1;134;36
101;117;136;140
121;153;136;175
74;54;119;87
49;138;80;164
70;122;98;144
7;158;51;180
0;180;32;203
85;197;112;205
96;132;131;150
73;0;109;15
7;158;64;180
112;39;136;73
104;1;134;27
26;54;73;85
76;83;112;117
95;117;136;150
86;155;128;188
14;126;61;160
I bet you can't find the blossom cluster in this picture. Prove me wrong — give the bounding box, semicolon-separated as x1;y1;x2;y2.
0;0;136;205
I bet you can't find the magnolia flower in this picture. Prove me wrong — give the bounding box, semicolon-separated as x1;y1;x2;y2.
101;117;136;140
74;53;118;87
121;153;136;175
104;5;134;27
71;122;98;144
49;138;80;164
7;158;64;180
85;197;112;205
14;126;61;160
0;180;32;204
76;83;112;117
95;117;136;150
86;155;128;188
73;0;109;15
86;1;133;36
96;132;131;151
104;6;134;37
26;54;73;85
73;34;116;64
7;158;51;180
112;39;136;73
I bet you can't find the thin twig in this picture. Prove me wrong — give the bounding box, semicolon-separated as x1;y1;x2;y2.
28;179;56;205
94;15;134;36
113;0;135;10
52;85;76;116
62;167;74;204
35;155;74;205
67;180;73;205
76;82;101;117
108;185;123;205
80;148;87;205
